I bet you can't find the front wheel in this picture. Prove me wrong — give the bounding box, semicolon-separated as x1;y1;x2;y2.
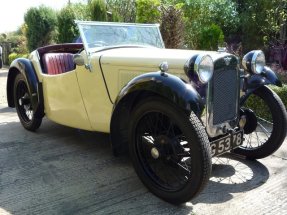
14;73;42;131
233;86;287;159
129;97;212;204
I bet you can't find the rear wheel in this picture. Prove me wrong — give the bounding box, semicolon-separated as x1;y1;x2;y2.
14;73;42;131
233;86;287;159
129;97;212;204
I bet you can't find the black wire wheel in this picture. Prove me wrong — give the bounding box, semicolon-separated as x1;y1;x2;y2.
129;97;212;204
14;73;42;131
233;86;287;159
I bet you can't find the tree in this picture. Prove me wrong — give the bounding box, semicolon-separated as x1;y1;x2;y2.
57;6;77;43
57;3;89;43
107;0;136;22
160;5;184;48
238;0;287;51
182;0;239;49
24;6;57;51
89;0;107;21
136;0;161;23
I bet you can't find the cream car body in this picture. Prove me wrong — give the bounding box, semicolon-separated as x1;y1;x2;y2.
29;45;229;133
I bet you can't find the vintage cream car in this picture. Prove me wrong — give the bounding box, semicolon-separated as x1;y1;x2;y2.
6;21;287;204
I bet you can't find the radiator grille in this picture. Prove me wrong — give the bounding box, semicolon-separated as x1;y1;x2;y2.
212;68;238;125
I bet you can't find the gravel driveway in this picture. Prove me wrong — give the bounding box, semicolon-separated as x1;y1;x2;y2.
0;67;286;215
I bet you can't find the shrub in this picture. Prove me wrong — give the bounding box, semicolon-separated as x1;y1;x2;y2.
277;72;287;84
271;85;287;109
8;53;28;65
199;24;224;51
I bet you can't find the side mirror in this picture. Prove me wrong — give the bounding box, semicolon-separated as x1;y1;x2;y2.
73;54;85;66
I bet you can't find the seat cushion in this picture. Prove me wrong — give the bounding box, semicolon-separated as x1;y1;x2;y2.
43;53;75;75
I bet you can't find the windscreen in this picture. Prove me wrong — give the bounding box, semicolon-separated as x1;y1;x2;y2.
77;21;164;53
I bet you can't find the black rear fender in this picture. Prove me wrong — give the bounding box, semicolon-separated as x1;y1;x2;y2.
110;71;204;156
7;58;44;117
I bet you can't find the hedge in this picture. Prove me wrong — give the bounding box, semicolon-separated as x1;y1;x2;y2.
245;84;287;121
271;85;287;109
8;53;28;65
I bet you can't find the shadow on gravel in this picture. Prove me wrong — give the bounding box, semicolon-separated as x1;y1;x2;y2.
192;153;269;204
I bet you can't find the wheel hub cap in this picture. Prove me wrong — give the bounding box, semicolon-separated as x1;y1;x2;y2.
151;147;160;159
19;94;30;106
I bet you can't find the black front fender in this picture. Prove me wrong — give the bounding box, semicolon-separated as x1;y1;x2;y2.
246;66;282;89
110;71;204;156
241;66;282;105
7;58;44;117
115;71;204;116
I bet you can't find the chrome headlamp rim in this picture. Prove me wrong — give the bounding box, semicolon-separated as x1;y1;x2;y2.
194;54;214;83
251;50;265;74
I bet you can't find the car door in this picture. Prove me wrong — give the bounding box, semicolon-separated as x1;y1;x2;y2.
42;63;92;131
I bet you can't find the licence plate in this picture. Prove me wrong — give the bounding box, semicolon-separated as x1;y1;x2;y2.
210;130;244;157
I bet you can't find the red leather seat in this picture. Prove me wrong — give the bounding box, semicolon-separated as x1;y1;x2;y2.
43;53;75;75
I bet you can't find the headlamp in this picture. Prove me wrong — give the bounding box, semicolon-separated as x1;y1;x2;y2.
194;54;214;83
242;50;266;74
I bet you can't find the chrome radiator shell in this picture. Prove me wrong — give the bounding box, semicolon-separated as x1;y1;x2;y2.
205;56;240;137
